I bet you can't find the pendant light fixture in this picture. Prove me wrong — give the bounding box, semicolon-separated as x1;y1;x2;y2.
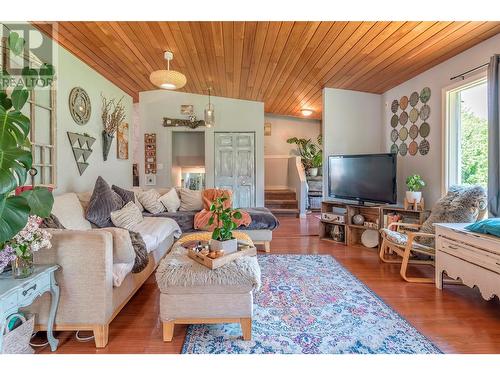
204;87;215;128
150;51;187;90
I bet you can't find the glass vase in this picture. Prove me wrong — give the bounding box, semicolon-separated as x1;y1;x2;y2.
12;252;34;279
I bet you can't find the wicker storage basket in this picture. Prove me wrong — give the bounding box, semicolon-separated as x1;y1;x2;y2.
2;313;35;354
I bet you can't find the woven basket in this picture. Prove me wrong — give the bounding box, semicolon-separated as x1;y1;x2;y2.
2;313;35;354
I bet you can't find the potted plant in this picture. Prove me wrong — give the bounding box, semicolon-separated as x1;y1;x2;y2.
406;174;425;204
101;94;126;161
0;31;55;276
208;195;243;254
286;135;322;176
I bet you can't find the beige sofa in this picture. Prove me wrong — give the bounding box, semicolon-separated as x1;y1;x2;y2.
28;192;179;348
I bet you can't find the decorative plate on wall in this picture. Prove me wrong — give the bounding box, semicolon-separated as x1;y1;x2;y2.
391;129;399;142
390;143;399;154
409;107;419;123
399;142;408;156
420;104;430;121
399;96;409;110
399;127;408;141
409;91;419;107
399;111;408;125
420;87;431;103
69;87;91;125
391;100;399;113
409;124;419;139
408;141;418;156
419;139;430;155
419;122;430;138
391;114;399;128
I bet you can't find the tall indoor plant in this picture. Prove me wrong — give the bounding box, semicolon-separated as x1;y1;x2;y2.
0;31;55;276
286;135;323;176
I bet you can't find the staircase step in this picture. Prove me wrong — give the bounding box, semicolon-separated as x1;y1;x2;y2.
265;199;298;209
265;189;296;200
269;208;300;217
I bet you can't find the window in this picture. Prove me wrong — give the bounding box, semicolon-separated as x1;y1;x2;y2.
444;76;488;190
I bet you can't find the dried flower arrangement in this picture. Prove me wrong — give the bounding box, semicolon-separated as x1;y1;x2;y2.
101;94;126;136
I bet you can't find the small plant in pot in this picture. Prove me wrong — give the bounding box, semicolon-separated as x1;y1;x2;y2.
406;174;425;204
208;195;243;254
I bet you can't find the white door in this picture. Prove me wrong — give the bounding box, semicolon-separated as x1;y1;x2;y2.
214;132;255;208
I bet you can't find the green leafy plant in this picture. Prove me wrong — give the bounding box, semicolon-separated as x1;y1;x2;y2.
208;195;243;241
406;174;426;192
0;31;55;245
286;134;323;170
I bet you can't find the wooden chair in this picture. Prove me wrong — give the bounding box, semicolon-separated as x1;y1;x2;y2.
379;185;488;283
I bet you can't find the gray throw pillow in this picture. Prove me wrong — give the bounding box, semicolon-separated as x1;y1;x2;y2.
112;185;136;204
86;176;124;227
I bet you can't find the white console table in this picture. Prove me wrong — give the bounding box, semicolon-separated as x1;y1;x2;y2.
435;223;500;300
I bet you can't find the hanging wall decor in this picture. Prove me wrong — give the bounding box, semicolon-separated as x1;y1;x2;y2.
69;87;91;125
389;86;431;157
67;132;96;175
144;133;157;179
117;122;129;160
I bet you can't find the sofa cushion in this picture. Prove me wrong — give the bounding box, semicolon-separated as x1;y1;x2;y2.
96;227;135;264
179;188;203;211
137;189;165;214
52;193;92;230
130;217;181;252
76;191;92;213
86;177;124;227
112;185;136;205
111;202;143;230
159;188;181;212
113;262;134;288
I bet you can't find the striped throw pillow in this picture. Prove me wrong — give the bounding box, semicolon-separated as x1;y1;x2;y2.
111;202;143;230
137;189;165;214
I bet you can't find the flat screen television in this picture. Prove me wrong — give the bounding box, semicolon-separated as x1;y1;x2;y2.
328;153;397;204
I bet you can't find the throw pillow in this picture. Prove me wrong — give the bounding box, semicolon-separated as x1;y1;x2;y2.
466;218;500;238
86;176;124;227
159;188;181;212
110;202;143;230
137;189;165;214
112;185;136;204
179;188;203;211
40;214;66;229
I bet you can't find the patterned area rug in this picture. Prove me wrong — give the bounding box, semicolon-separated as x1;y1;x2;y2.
181;255;441;354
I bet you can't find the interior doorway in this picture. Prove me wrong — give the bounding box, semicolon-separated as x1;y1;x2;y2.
171;131;206;190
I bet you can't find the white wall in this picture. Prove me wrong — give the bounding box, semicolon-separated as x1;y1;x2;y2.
382;33;500;206
55;46;133;193
139;90;265;206
322;88;384;195
264;114;321;156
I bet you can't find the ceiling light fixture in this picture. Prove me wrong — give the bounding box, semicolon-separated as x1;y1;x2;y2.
301;108;314;117
150;51;187;90
204;87;215;128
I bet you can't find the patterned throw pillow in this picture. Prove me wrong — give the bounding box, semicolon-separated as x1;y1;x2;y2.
137;189;165;214
179;188;203;211
110;202;143;230
85;176;124;227
159;188;181;212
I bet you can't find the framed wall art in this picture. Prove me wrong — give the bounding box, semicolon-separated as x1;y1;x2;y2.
117;122;129;159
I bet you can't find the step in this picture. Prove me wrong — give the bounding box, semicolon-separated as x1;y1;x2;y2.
265;189;296;200
265;199;299;209
269;208;300;217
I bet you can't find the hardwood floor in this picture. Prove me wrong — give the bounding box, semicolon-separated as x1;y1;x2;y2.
36;214;500;354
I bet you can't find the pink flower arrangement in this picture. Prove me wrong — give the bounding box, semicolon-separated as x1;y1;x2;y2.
0;215;52;272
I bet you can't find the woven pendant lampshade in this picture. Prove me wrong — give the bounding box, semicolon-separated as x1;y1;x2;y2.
204;87;215;128
150;51;187;90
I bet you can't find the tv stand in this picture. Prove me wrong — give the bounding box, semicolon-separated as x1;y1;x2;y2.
319;200;384;248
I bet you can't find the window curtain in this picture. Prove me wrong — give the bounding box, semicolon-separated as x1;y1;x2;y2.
488;54;500;217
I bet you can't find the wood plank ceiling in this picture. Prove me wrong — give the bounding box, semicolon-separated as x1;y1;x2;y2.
35;21;500;119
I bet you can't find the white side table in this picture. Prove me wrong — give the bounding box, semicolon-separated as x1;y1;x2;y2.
0;265;60;352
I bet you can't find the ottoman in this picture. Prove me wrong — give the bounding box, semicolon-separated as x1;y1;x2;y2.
155;232;261;342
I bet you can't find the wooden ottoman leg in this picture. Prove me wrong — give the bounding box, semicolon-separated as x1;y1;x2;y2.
163;321;175;342
240;318;252;341
264;241;271;253
93;324;109;348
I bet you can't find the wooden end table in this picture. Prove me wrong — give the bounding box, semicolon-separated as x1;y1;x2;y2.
0;265;60;352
